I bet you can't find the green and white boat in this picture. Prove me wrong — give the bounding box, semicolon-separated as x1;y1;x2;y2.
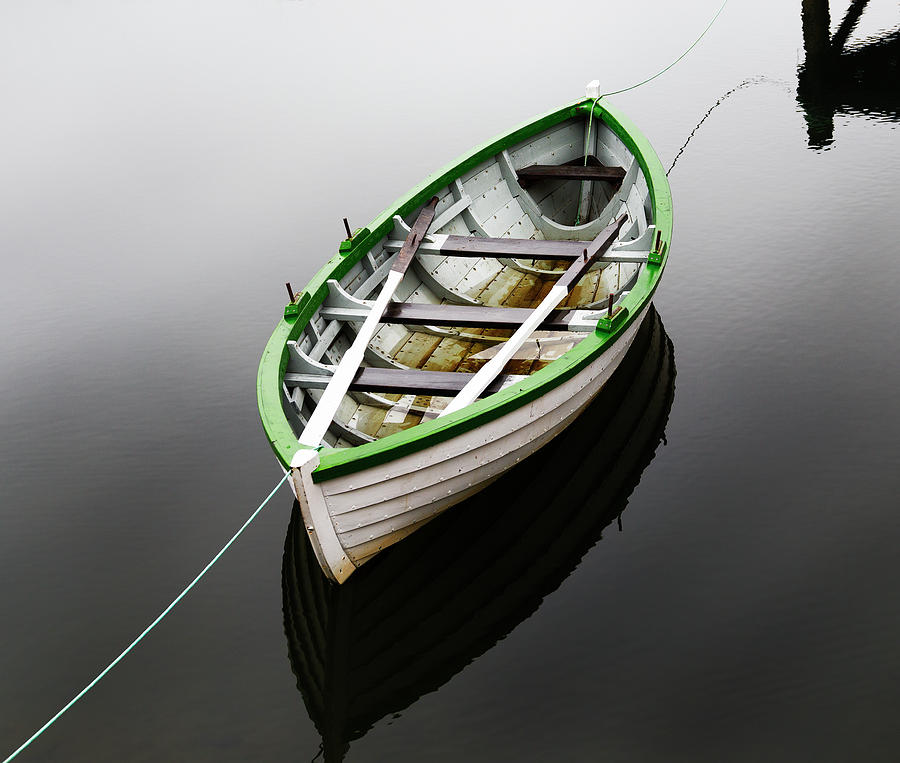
258;87;672;583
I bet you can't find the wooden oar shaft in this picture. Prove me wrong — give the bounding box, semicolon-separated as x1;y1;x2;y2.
438;214;627;418
297;197;438;449
392;197;441;273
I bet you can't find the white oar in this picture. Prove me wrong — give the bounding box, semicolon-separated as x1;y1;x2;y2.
439;214;627;418
296;197;439;450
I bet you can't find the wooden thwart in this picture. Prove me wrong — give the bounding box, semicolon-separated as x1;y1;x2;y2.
383;234;647;264
381;302;596;331
516;156;626;187
286;367;523;397
440;236;589;259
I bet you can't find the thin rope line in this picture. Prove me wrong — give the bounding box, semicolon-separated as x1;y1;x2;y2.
575;0;728;223
667;78;756;174
666;75;792;175
601;0;729;98
3;470;291;763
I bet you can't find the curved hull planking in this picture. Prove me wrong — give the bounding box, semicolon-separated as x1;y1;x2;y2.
291;303;650;582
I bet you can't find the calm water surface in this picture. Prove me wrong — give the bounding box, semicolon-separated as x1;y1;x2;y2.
2;1;899;760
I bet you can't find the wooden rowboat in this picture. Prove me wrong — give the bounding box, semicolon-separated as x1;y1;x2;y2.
258;92;672;583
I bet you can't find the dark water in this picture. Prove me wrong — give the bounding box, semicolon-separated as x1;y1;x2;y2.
2;1;899;760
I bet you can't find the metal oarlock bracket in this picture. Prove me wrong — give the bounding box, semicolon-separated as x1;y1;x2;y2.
648;229;665;265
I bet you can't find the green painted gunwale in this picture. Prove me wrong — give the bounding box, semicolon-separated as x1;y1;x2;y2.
256;97;672;482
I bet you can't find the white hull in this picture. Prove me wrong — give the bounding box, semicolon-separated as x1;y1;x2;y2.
289;302;651;583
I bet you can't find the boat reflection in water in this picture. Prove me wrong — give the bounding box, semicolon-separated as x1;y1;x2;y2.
798;0;900;148
282;306;676;762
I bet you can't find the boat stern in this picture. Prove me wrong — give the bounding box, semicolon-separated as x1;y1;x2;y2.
289;449;357;584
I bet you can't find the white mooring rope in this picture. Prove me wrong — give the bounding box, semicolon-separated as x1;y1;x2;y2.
2;471;290;763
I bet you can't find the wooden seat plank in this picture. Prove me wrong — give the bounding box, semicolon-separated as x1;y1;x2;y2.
285;367;524;397
381;302;592;331
440;236;587;259
516;156;626;186
383;234;647;264
437;235;647;263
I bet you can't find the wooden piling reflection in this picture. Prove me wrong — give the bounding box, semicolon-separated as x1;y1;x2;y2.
798;0;899;148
